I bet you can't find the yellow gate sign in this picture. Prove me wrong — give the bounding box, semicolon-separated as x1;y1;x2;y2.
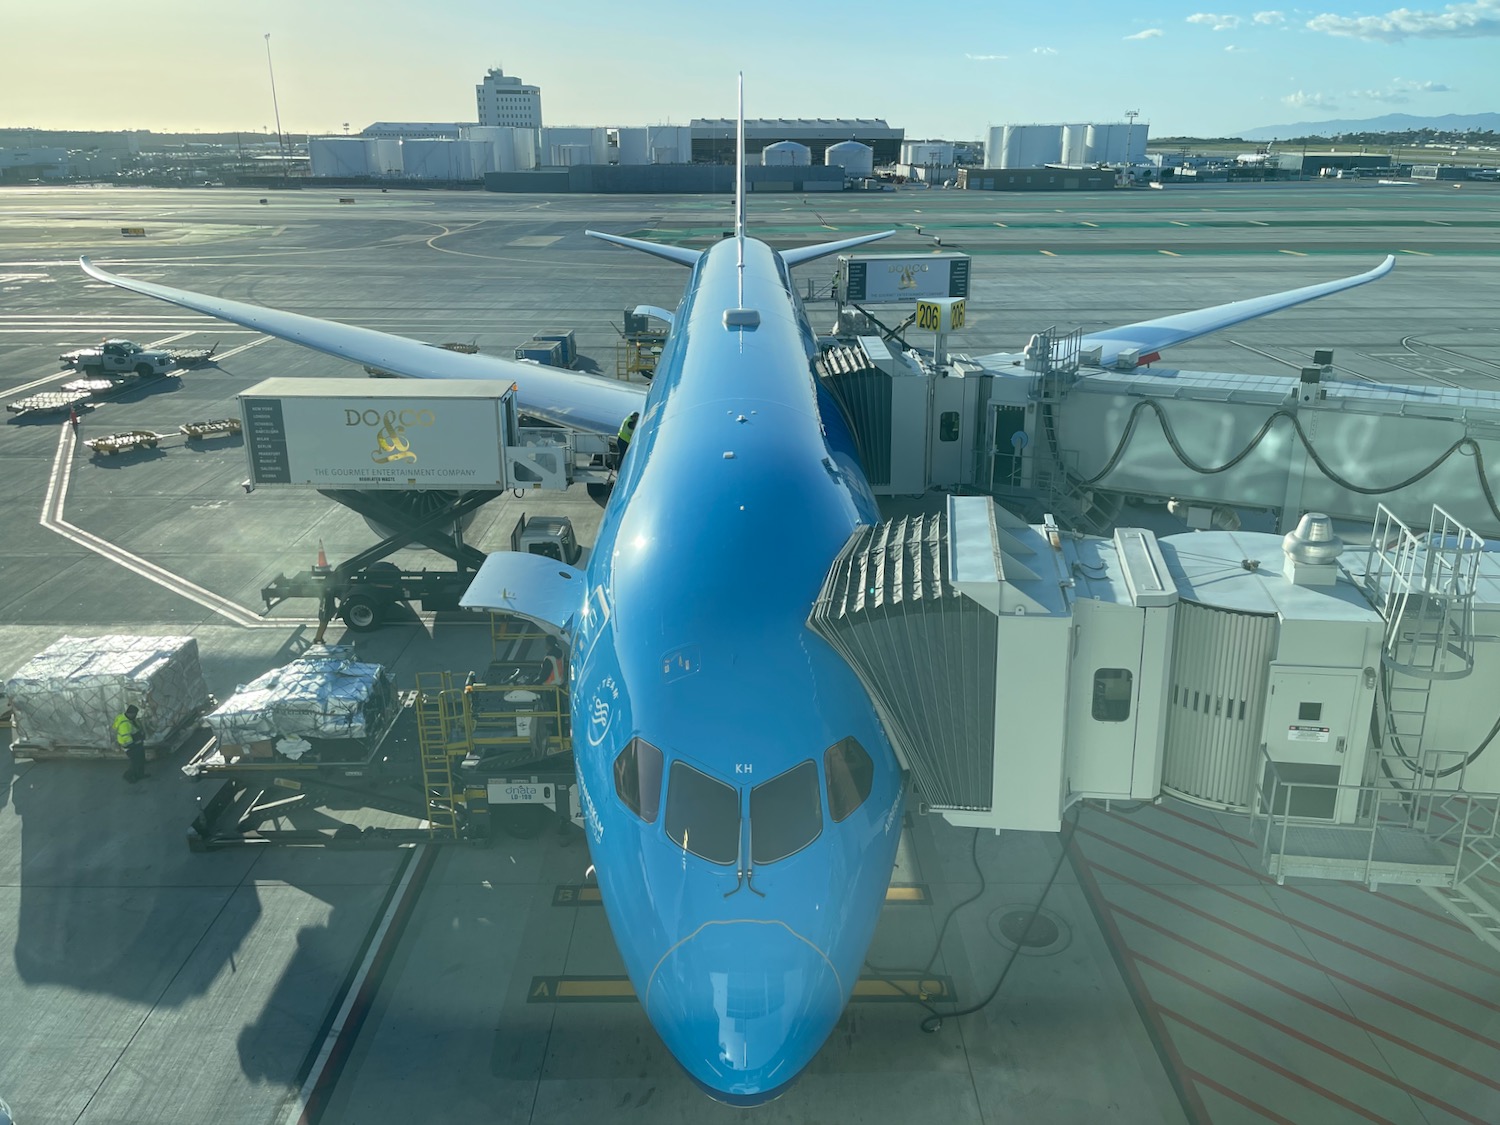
915;297;966;333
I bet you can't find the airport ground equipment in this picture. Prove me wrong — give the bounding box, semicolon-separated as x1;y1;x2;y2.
238;377;601;629
811;495;1500;941
6;389;95;417
83;430;161;455
185;621;576;848
5;635;211;761
59;338;174;376
615;307;667;380
7;365;182;418
179;417;242;440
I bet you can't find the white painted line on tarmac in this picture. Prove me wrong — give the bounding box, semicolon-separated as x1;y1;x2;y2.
284;844;430;1125
1278;249;1308;256
1039;250;1057;257
1399;249;1433;256
210;336;273;362
1159;250;1181;256
40;425;298;629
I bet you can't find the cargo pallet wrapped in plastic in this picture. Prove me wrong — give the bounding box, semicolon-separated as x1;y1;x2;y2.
202;645;398;763
5;635;211;759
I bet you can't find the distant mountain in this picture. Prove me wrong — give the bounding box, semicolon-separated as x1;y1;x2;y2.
1236;112;1500;141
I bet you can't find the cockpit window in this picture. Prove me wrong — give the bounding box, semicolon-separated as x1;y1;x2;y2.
665;761;740;865
613;738;663;823
750;760;823;864
825;737;874;822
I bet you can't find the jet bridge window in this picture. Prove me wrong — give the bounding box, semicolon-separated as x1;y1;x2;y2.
750;760;823;864
1092;668;1133;723
613;738;663;823
665;761;740;865
825;737;874;822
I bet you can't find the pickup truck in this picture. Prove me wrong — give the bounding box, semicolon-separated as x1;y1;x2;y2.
59;338;173;376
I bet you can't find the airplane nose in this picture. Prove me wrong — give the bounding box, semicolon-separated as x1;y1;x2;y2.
644;920;844;1105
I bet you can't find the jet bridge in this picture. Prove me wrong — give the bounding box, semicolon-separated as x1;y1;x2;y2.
817;330;1500;539
812;497;1500;939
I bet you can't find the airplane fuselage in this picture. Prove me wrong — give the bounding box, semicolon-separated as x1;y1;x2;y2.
570;237;905;1103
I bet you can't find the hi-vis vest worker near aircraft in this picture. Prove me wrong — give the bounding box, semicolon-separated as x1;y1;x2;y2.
114;704;146;783
77;74;1395;1105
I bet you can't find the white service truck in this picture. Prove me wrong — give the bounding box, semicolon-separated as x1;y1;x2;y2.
59;338;173;376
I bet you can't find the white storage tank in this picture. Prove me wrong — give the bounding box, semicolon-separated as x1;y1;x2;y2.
1085;123;1148;165
648;125;692;164
825;140;874;177
989;124;1063;168
541;127;608;164
401;138;456;180
762;141;811;166
901;141;954;166
549;143;592;167
1061;124;1090;165
309;137;368;178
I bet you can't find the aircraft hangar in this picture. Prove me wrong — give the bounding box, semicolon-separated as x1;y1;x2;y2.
1;183;1499;1124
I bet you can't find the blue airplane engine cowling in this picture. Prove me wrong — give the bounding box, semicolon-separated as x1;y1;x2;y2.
570;238;903;1103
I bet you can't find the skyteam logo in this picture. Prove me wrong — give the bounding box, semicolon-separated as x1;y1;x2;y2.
586;675;620;747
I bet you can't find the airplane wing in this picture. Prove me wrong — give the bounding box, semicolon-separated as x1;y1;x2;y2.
979;255;1395;368
780;231;895;268
585;231;701;267
79;257;645;435
1079;255;1395;365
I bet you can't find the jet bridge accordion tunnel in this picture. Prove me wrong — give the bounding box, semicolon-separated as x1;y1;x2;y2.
810;496;1179;834
808;496;1470;836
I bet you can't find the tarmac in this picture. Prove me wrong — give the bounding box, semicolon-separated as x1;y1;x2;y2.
0;180;1498;1124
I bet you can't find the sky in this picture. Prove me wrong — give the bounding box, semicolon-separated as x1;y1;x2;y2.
5;0;1499;139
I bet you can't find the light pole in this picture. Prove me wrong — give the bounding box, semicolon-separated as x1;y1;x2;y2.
1124;109;1140;175
264;33;287;178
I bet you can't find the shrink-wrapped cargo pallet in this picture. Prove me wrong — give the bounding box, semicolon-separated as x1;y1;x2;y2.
203;645;396;760
5;635;211;758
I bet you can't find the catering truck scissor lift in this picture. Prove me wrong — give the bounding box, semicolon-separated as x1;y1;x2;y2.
240;378;592;631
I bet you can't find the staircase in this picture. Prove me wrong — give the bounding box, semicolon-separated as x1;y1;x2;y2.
415;671;462;839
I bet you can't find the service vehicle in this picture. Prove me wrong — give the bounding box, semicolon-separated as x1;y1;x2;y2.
59;338;173;376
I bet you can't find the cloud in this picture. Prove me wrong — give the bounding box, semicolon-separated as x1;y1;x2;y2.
1349;78;1453;100
1306;0;1500;41
1254;10;1287;22
1225;43;1252;50
965;53;1008;60
1125;27;1164;39
1283;90;1341;108
1031;46;1059;54
1187;12;1243;29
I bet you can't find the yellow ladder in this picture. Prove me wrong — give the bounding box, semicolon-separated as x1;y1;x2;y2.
415;671;461;839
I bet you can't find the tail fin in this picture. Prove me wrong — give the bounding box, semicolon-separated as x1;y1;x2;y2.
735;72;746;245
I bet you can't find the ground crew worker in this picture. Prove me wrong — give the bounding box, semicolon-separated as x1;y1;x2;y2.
616;412;639;466
114;704;146;783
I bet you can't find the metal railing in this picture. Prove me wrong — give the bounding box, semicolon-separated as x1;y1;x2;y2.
1250;747;1500;889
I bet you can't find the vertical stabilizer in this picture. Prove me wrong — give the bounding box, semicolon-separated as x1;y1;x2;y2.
723;73;760;328
736;72;746;246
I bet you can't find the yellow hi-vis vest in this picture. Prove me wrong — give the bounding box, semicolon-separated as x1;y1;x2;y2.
618;416;636;444
113;713;137;747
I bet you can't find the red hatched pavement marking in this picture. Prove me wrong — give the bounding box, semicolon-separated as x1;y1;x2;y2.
1092;813;1500;981
1104;885;1500;1093
1160;1005;1406;1125
1185;1069;1302;1125
1087;853;1500;1055
1142;952;1492;1124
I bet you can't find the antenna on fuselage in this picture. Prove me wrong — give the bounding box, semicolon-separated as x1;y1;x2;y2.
724;72;760;330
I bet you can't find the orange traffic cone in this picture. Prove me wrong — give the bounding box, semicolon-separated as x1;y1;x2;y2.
314;539;330;572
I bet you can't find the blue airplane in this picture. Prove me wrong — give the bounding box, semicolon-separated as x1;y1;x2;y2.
80;83;1395;1104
